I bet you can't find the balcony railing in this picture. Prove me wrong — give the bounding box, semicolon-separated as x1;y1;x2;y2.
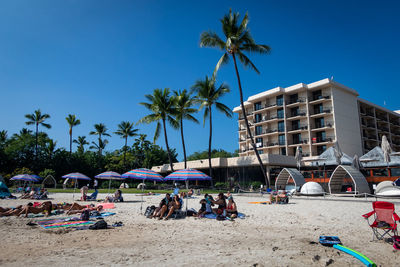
289;139;309;145
311;95;331;101
287;111;306;118
312;123;333;130
286;97;306;105
378;127;390;132
288;125;308;131
312;136;334;144
313;109;331;115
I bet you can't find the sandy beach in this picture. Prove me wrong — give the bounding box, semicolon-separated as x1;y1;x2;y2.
0;193;399;266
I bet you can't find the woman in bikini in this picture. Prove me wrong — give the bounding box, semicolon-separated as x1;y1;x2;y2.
212;192;227;215
19;201;53;217
225;196;238;218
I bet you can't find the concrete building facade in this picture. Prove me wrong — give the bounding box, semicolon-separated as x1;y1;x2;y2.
234;78;400;159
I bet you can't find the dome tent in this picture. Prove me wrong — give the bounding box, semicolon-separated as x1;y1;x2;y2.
375;180;400;197
0;181;11;198
300;182;325;196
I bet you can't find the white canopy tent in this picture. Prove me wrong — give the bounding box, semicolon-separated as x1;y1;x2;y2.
300;182;325;196
275;168;306;191
329;165;371;195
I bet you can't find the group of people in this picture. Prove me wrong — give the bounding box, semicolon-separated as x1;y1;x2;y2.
0;201;103;218
20;188;49;200
149;191;238;220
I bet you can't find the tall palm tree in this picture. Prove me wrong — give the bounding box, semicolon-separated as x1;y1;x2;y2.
114;121;138;168
138;88;179;172
73;136;89;153
192;76;232;182
173;89;199;169
0;130;7;144
89;123;111;155
200;9;271;187
66;114;81;155
25;109;51;160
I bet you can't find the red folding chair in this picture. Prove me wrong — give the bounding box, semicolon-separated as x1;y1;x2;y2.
362;201;400;240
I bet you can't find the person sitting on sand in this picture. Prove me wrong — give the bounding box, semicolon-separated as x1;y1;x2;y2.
187;188;194;197
159;194;182;220
105;189;123;202
269;190;287;204
35;188;48;200
80;186;89;201
225;196;238;218
152;193;171;218
194;194;213;217
180;191;187;199
20;189;36;199
212;192;227;215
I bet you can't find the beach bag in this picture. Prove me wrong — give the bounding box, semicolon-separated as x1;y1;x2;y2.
186;210;196;216
80;209;90;221
319;236;342;247
144;206;156;218
216;214;226;221
90;210;101;217
89;220;108;230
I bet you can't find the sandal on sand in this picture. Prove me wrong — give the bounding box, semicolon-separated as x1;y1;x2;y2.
164;217;169;221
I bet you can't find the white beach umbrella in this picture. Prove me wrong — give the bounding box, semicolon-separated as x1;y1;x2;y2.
294;146;303;169
333;141;343;164
381;135;392;164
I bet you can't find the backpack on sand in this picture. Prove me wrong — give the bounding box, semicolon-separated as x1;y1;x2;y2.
144;205;156;218
80;209;90;221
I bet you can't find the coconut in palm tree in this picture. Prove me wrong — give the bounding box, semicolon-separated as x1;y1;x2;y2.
200;9;271;187
115;121;138;169
66;114;81;155
139;88;178;172
192;76;232;184
173;89;199;169
25;109;51;161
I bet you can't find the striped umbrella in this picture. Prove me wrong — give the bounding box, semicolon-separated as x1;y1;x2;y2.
11;174;39;182
122;168;163;213
164;169;211;181
62;172;91;200
31;174;42;181
122;168;163;181
95;171;123;195
165;169;211;212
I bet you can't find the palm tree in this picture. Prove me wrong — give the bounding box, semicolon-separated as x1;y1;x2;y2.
66;114;81;155
200;9;271;187
89;123;111;155
25;109;51;160
138;88;178;172
192;76;232;182
114;121;138;168
90;138;109;155
173;89;199;169
0;130;7;144
73;136;89;153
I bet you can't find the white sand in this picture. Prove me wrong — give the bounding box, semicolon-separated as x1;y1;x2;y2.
0;193;399;266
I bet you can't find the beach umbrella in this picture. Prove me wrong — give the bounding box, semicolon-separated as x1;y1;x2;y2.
295;146;303;170
332;141;343;165
122;168;164;213
95;171;123;195
31;174;42;181
381;135;392;164
10;174;39;182
62;172;91;199
164;169;211;212
352;155;361;170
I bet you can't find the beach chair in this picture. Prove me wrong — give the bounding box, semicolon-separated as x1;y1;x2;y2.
86;189;98;201
362;201;400;240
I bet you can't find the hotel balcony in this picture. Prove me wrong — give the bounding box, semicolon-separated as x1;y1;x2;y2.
253;102;282;113
310;109;332;118
361;122;376;129
286;111;307;120
362;134;377;140
378;127;390;133
288;139;309;147
285;97;306;107
311;122;334;131
311;136;334;144
287;125;308;133
360;111;375;118
308;95;331;104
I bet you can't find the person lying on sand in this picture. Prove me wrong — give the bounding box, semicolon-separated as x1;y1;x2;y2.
159;194;182;220
212;192;227;215
18;201;53;218
151;193;171;219
0;204;26;216
225;196;238;218
65;203;103;215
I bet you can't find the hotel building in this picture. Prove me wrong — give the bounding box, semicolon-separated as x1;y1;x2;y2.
234;78;400;158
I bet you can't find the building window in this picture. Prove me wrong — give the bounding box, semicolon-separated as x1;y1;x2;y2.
291;107;299;117
256;137;263;147
312;90;322;101
289;93;298;104
315;117;325;128
372;169;388;177
279;134;285;145
317;145;326;155
276;95;283;106
314;103;323;114
255;126;263;135
281;147;286;155
254;102;262;111
390;168;400;176
255;113;262;123
278;121;285;132
316;131;326;142
292;120;300;130
292;133;301;144
277;108;284;119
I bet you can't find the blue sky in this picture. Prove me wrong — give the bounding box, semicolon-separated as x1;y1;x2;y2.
1;0;399;160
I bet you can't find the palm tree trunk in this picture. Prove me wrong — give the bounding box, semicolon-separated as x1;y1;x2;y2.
208;106;213;187
123;136;127;169
180;118;187;169
162;119;175;172
69;128;72;156
35;123;38;161
232;53;269;188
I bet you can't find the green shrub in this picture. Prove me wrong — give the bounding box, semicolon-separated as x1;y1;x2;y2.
251;181;262;189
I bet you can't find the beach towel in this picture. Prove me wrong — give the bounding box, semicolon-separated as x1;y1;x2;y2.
92;212;115;218
38;220;95;229
204;213;246;219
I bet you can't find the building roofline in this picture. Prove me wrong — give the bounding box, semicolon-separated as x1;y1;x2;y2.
358;98;400;117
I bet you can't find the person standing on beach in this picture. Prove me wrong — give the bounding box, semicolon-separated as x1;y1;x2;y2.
93;179;98;190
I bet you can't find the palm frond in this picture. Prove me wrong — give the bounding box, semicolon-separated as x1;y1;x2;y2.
153;121;161;144
237;51;261;74
184;114;199;123
41;123;51;129
241;43;271;54
167;115;179;129
215;102;233;117
199;31;225;50
213;53;229;79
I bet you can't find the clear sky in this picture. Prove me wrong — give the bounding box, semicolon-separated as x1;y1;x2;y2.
1;0;399;160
